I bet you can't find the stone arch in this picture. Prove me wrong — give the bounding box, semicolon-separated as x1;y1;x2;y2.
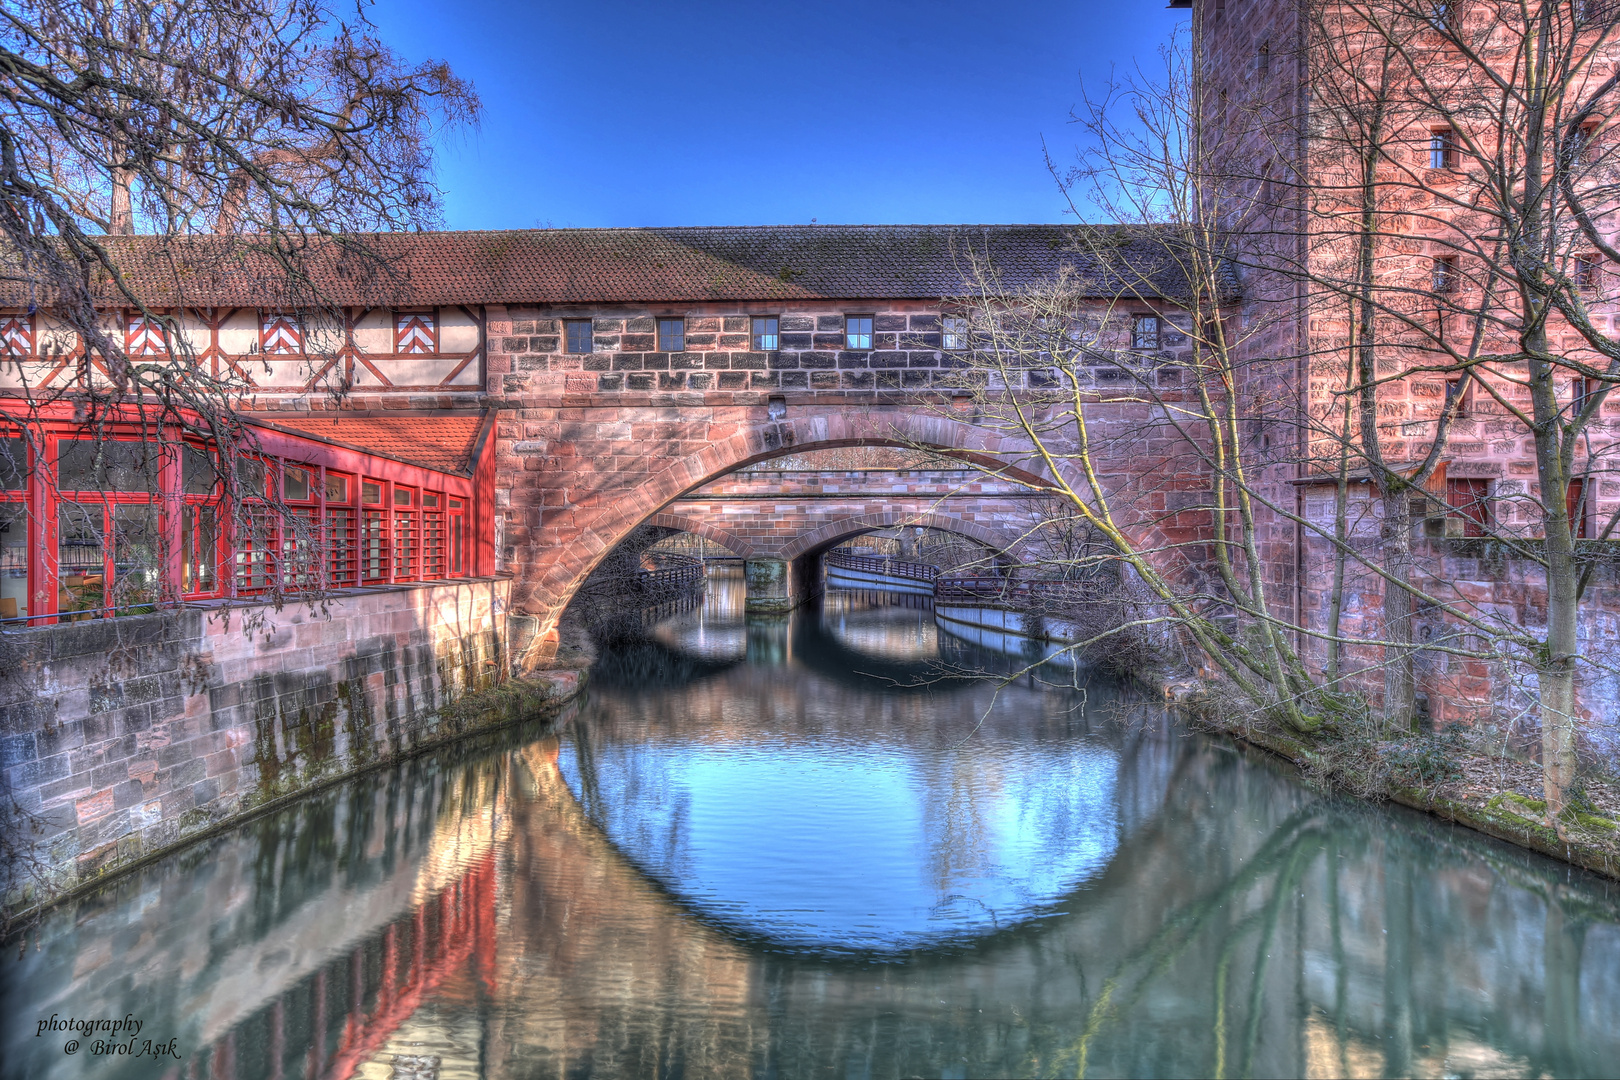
779;510;1029;563
643;513;759;560
508;407;1056;666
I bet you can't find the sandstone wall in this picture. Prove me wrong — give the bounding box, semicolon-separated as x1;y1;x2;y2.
0;578;573;914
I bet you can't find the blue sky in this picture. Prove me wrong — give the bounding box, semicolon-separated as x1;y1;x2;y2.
369;0;1187;230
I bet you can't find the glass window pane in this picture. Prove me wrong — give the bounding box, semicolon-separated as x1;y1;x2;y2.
182;503;217;595
182;445;219;495
1;437;26;491
1;504;26;621
394;487;414;507
362;480;382;505
753;317;779;350
423;492;439;507
58;502;106;615
284;465;311;502
236;456;267;497
57;439;159;493
111;504;161;613
325;473;349;503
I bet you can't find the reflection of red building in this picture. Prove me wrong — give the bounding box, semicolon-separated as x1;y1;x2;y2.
0;406;495;626
166;853;500;1080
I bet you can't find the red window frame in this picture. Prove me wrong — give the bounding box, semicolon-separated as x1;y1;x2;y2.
51;433;168;618
361;478;389;584
0;430;31;622
324;470;358;589
447;496;468;578
392;484;419;582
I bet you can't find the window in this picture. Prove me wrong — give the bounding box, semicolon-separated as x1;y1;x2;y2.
1427;0;1455;31
1433;255;1460;293
126;314;167;356
422;492;445;578
657;317;685;352
1569;122;1599;166
1567;478;1591;538
395;310;437;354
1430;128;1457;169
1576;253;1601;292
1445;478;1491;537
393;486;418;581
1574;376;1597;414
323;471;357;589
1133;315;1162;350
361;479;388;583
0;315;34;357
1574;0;1610;26
260;312;303;355
1;436;28;622
1257;41;1270;78
943;316;969;350
845;315;874;350
752;316;779;351
564;319;594;354
448;496;466;576
1445;374;1471;415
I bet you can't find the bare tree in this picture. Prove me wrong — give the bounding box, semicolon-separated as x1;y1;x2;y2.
0;0;478;616
1292;0;1620;826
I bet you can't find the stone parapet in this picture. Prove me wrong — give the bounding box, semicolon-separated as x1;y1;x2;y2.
0;578;579;918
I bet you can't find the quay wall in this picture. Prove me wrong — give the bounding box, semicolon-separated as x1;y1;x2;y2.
0;578;577;915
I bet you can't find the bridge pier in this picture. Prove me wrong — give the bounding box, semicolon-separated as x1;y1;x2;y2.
744;557;802;614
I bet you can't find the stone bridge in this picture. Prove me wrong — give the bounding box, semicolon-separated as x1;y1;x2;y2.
495;389;1208;659
646;463;1048;608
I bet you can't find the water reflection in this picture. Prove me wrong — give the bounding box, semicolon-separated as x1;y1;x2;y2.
4;585;1620;1078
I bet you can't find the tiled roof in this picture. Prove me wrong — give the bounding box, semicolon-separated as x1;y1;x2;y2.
250;413;486;473
18;224;1209;308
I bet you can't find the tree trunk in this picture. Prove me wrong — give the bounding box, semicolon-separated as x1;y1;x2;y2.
1380;489;1417;730
1538;460;1581;828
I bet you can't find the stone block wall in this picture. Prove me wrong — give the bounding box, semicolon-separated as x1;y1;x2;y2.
1296;524;1620;772
0;578;534;913
484;302;1200;399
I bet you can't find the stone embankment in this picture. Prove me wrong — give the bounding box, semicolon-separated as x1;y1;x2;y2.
0;578;586;921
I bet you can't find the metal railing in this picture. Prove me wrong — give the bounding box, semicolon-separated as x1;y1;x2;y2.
933;575;1108;609
824;551;938;583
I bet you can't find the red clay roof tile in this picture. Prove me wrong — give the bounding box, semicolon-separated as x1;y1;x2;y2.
251;414;485;473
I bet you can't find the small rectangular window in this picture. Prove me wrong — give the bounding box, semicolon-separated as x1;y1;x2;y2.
0;315;35;356
845;315;874;350
943;316;969;350
1430;128;1457;169
752;316;779;351
657;317;685;352
1445;375;1471;416
1577;254;1601;292
362;480;383;505
1132;315;1161;351
393;487;415;507
1257;42;1270;78
1445;478;1490;537
260;313;303;355
126;314;167;356
284;465;313;502
1433;255;1460;293
423;492;439;508
395;310;438;354
325;472;350;503
1568;478;1591;538
564;320;594;354
0;436;25;491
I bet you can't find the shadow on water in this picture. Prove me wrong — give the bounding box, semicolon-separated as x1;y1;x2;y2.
4;575;1620;1078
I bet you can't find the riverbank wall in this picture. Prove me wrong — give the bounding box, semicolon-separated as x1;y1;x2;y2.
0;578;584;917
